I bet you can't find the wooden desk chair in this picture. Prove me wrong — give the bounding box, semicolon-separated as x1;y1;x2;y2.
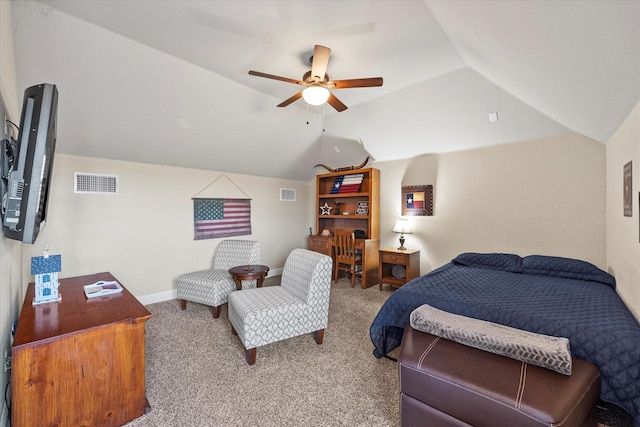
334;230;362;287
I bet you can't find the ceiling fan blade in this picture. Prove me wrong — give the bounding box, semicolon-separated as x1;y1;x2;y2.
329;77;384;89
326;93;348;112
248;70;305;85
310;45;331;82
277;91;303;107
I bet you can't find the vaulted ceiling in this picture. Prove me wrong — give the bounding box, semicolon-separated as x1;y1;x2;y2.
9;0;640;180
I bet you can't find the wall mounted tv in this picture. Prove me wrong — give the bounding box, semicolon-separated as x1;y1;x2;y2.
2;83;58;244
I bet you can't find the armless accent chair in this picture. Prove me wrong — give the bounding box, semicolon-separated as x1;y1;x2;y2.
177;240;261;318
228;249;333;365
334;230;362;287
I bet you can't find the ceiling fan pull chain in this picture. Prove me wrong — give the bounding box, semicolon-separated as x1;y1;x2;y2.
306;103;310;125
322;104;325;132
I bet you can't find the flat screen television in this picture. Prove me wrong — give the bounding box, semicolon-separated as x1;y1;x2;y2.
2;83;58;244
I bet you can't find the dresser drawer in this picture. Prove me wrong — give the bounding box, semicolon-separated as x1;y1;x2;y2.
381;252;407;265
308;236;332;256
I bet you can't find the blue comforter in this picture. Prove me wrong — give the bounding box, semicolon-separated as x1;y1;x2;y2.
370;253;640;425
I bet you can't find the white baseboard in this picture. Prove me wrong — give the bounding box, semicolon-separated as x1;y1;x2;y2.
136;289;176;306
1;401;8;427
136;268;283;306
268;268;283;276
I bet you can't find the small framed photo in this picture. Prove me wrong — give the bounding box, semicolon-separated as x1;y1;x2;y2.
402;185;433;216
624;161;632;217
355;201;369;215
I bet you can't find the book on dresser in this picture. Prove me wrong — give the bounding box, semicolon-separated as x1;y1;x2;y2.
83;280;123;298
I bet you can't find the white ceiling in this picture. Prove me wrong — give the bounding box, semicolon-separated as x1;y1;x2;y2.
9;0;640;181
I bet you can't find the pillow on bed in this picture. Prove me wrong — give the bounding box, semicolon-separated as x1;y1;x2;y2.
452;252;523;273
410;304;572;375
522;255;616;288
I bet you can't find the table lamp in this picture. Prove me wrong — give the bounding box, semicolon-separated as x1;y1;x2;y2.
392;219;413;250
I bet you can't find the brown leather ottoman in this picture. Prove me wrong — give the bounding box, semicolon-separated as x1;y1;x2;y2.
399;325;601;427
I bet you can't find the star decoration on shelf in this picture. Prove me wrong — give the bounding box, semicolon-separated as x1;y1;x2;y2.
320;202;333;215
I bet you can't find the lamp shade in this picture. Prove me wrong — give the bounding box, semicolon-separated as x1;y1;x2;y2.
302;86;330;106
392;219;412;234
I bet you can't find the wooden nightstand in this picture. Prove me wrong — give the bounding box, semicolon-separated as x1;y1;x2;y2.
379;247;420;290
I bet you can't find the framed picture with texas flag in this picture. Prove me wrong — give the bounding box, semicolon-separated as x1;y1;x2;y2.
402;185;433;216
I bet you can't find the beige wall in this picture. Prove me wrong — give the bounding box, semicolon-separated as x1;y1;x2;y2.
34;132;606;303
606;102;640;316
373;132;607;274
0;2;22;426
0;1;17;116
21;154;312;303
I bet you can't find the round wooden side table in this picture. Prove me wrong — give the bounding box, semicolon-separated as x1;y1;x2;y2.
228;265;270;290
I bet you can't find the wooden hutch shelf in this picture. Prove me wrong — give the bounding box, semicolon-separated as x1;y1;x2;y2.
308;168;380;288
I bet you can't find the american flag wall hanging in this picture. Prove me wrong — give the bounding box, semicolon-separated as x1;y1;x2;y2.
193;198;252;240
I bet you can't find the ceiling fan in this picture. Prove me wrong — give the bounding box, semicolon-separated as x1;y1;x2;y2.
248;45;383;112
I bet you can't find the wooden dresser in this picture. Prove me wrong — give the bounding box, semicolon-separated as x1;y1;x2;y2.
11;272;152;427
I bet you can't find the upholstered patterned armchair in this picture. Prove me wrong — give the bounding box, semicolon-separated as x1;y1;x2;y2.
176;240;261;318
228;248;333;365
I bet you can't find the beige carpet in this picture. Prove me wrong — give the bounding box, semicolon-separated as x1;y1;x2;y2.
125;276;633;427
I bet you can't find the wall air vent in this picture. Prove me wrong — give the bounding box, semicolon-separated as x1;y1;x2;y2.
74;172;119;195
280;188;296;201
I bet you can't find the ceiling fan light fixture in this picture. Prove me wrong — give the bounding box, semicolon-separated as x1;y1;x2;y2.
249;45;381;112
302;86;330;106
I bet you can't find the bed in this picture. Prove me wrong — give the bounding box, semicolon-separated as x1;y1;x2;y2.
369;253;640;425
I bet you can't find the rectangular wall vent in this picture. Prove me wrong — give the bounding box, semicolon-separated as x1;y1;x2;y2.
280;188;296;201
74;172;119;195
